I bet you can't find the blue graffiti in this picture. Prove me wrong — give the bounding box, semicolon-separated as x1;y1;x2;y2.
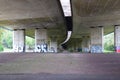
91;45;102;53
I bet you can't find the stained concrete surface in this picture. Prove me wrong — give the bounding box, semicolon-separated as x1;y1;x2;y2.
0;53;120;80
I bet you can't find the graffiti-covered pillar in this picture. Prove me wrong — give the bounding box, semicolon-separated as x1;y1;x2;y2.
81;36;90;53
114;25;120;53
13;29;25;52
90;26;103;53
35;28;48;52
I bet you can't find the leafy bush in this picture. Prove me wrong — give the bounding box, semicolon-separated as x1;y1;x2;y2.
104;43;114;51
0;45;4;51
104;32;114;51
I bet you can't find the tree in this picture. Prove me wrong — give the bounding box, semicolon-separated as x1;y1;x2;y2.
0;28;13;50
0;28;4;51
26;36;35;49
104;32;114;51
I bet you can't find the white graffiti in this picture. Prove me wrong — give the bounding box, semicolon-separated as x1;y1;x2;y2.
35;44;48;53
13;46;25;52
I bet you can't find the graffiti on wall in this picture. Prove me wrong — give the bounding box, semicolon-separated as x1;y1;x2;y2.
82;47;89;53
36;44;48;53
91;45;102;53
50;47;55;52
116;46;120;53
13;44;25;52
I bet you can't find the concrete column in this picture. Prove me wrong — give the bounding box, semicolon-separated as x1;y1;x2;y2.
77;40;82;52
49;36;58;53
13;29;25;52
90;27;103;53
114;25;120;53
50;41;58;53
35;28;48;52
81;36;90;53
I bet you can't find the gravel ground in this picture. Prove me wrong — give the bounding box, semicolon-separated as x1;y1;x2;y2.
0;52;120;80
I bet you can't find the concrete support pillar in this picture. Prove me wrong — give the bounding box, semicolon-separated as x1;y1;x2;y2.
90;27;103;53
81;36;90;53
77;40;82;52
114;25;120;53
50;41;58;53
75;40;79;52
13;29;25;52
35;28;48;52
49;36;58;53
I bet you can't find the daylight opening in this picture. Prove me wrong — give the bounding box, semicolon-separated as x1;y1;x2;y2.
60;0;72;16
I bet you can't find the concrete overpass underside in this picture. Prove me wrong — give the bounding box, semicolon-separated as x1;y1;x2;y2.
68;0;120;53
72;0;120;37
0;0;67;52
1;1;120;80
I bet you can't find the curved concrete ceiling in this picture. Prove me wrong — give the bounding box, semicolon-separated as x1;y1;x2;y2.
72;0;120;37
0;0;66;39
1;0;120;39
0;0;62;20
73;0;120;17
0;0;65;29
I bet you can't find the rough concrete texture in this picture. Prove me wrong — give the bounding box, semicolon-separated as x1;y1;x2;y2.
0;53;120;80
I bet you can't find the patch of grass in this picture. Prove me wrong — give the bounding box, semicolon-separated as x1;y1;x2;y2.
3;48;12;52
104;49;115;53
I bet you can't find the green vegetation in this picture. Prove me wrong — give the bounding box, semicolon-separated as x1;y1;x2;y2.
26;36;35;50
0;27;35;52
104;32;115;52
2;30;13;49
0;28;4;51
0;28;13;51
0;45;4;51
